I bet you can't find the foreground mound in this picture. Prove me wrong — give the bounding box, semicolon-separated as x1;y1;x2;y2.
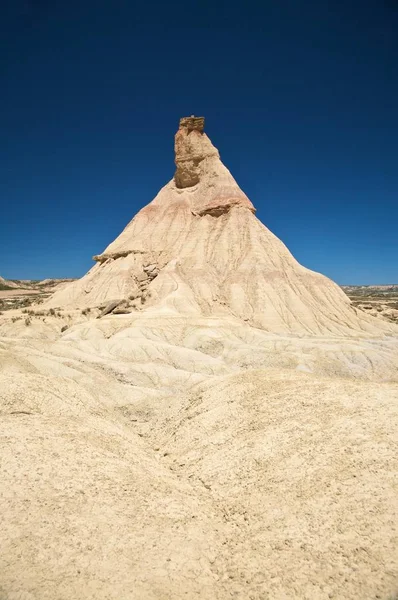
0;335;397;600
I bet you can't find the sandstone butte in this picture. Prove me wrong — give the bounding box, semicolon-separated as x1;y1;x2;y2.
0;117;397;600
47;116;394;336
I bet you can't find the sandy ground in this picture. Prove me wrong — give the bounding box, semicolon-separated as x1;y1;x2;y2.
0;289;42;298
0;310;397;600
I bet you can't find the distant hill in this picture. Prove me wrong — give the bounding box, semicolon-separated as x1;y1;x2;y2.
0;276;19;290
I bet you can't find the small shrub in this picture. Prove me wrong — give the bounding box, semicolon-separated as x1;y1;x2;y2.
82;308;91;315
25;317;31;326
49;308;56;316
61;325;68;332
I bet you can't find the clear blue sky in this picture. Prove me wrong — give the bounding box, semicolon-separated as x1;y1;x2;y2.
1;0;397;284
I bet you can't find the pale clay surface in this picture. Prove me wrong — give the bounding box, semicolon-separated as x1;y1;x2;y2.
1;119;398;600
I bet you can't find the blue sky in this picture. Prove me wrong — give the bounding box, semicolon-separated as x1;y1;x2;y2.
1;0;397;284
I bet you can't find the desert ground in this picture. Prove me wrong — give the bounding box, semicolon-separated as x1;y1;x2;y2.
342;285;398;325
1;118;397;600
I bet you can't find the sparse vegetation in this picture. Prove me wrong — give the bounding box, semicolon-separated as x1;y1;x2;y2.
0;279;76;313
0;296;35;312
82;307;91;315
341;284;398;324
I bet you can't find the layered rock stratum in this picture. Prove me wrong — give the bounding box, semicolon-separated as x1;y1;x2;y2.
1;117;398;600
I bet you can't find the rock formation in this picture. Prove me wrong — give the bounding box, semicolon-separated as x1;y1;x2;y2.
47;117;394;336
